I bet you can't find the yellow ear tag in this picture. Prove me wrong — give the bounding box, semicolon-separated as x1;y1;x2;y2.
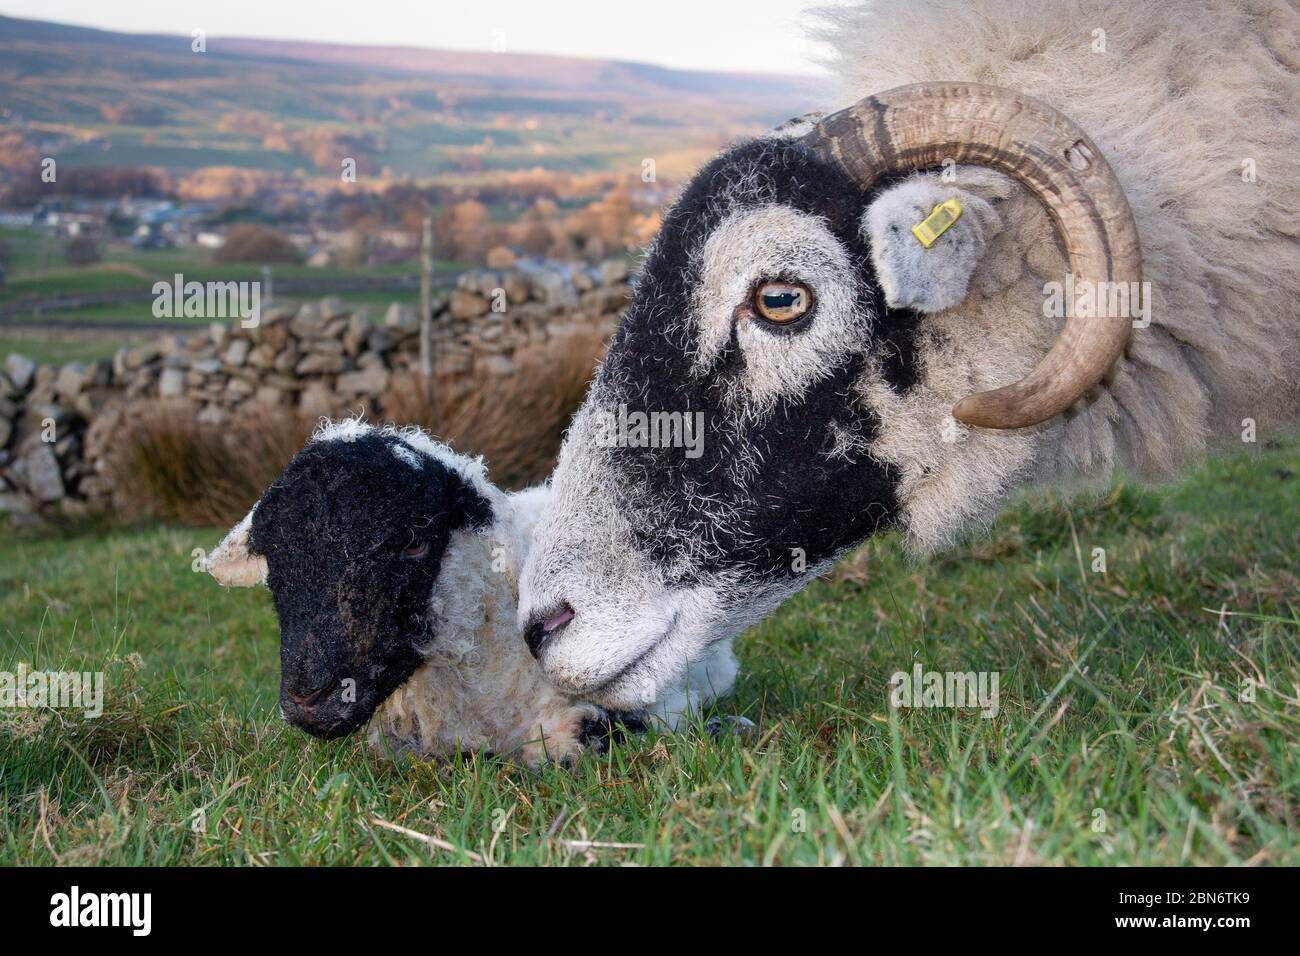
911;198;963;249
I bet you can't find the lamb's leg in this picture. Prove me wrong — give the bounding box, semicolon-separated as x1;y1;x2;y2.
577;709;648;752
704;714;758;741
519;642;747;764
515;700;649;766
516;700;607;767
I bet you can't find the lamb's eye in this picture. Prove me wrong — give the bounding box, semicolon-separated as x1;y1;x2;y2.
401;540;430;561
753;280;813;325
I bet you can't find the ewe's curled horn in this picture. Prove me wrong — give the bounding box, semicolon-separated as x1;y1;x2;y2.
800;82;1141;429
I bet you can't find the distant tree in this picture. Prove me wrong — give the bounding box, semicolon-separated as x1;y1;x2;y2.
64;235;101;267
338;201;379;231
0;238;13;267
517;220;552;257
5;165;168;204
214;224;302;265
382;184;443;227
98;102;169;126
564;187;636;260
433;199;493;262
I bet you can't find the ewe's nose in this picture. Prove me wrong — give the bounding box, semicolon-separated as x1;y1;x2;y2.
523;602;574;658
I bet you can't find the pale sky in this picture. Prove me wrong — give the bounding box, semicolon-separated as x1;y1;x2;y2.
4;1;836;75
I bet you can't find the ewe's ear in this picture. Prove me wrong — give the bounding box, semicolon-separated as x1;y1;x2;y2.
863;171;1004;314
205;507;268;588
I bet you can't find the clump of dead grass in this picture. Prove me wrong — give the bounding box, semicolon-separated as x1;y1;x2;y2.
107;400;316;527
381;325;607;489
106;325;608;527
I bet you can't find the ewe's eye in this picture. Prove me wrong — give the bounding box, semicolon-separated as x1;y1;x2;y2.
753;280;813;325
401;540;430;561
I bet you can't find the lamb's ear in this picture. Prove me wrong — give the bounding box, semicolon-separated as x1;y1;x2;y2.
205;507;268;587
863;172;1003;314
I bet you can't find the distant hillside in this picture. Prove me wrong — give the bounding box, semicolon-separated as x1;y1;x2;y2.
217;36;826;103
0;14;831;183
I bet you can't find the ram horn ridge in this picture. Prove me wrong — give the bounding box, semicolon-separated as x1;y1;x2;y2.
799;81;1142;429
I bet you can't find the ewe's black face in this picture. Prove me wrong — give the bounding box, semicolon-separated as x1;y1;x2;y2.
521;138;919;709
249;433;492;740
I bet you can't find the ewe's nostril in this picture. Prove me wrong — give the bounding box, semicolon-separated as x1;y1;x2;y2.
525;603;574;658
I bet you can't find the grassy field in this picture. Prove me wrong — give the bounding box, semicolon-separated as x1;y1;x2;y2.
0;226;468;366
0;336;128;366
1;441;1297;866
0;228;462;315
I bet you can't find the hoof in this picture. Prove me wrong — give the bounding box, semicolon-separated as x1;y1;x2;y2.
578;709;649;753
705;715;757;742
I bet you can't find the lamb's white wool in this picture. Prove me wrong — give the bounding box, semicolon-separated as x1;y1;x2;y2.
652;641;741;728
504;485;551;547
390;443;423;470
303;420;590;761
365;431;738;757
812;0;1300;547
366;488;604;765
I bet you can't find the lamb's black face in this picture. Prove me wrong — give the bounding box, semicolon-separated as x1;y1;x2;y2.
250;433;492;739
521;138;922;709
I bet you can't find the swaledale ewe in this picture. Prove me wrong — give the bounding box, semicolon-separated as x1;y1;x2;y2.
205;421;739;764
519;0;1300;710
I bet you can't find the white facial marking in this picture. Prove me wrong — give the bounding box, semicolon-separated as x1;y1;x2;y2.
692;204;868;414
205;506;268;588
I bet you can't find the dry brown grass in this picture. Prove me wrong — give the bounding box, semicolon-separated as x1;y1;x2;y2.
108;400;317;527
106;325;608;527
381;324;607;490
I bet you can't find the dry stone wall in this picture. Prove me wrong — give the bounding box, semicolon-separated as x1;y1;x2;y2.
0;261;631;523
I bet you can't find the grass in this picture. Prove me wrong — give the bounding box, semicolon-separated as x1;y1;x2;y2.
0;441;1297;866
1;226;465;300
1;243;463;307
0;336;125;366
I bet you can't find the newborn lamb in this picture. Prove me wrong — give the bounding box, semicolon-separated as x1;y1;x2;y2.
205;419;739;765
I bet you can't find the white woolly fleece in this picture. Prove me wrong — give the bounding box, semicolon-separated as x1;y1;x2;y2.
810;0;1300;549
365;489;608;765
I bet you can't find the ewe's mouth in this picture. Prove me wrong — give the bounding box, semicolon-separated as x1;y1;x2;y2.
582;611;681;706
